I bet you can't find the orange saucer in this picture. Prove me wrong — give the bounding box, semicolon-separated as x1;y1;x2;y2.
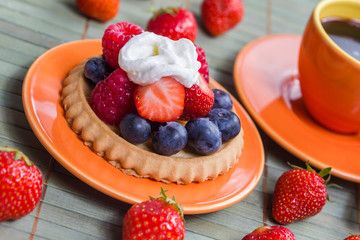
22;39;264;214
234;34;360;182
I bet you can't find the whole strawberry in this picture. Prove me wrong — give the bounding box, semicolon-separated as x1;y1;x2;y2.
102;22;144;69
76;0;120;22
0;146;42;221
242;225;296;240
122;188;185;240
345;235;360;240
201;0;244;36
180;75;214;120
272;161;333;224
146;6;198;42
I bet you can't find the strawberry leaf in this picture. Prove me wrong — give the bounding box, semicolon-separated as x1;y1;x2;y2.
157;187;184;220
15;151;22;160
151;7;179;19
326;183;343;189
305;160;316;172
0;146;33;166
287;161;305;170
318;167;332;178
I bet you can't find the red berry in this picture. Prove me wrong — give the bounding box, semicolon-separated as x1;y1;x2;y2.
102;22;144;69
180;75;214;120
242;226;296;240
272;161;332;224
134;77;185;122
345;235;360;240
0;146;42;222
91;68;137;126
195;44;210;83
201;0;244;36
147;7;198;42
76;0;120;22
122;188;185;240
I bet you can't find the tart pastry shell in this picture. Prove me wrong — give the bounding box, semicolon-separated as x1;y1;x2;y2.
61;58;244;184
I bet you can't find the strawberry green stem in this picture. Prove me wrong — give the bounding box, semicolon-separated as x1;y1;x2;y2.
287;160;343;201
153;187;184;220
318;167;332;178
149;0;190;16
0;146;33;166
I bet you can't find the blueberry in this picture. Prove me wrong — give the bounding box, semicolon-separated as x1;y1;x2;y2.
152;122;188;156
119;113;151;144
212;89;233;110
148;120;166;132
185;118;222;155
207;108;241;141
84;58;112;84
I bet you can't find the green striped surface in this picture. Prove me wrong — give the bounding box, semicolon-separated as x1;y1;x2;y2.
0;0;359;239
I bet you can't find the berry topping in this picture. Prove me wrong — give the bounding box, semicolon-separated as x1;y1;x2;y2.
146;7;198;42
91;68;137;126
84;57;112;84
0;146;43;221
195;44;210;83
119;113;151;144
212;89;233;110
102;22;144;69
134;77;185;122
122;187;185;240
207;108;241;141
185;118;222;155
152;122;188;156
149;120;167;132
180;75;214;120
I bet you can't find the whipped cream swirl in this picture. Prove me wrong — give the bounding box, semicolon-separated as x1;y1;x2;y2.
118;32;200;88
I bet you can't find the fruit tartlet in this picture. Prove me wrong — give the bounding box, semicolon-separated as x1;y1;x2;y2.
61;22;244;184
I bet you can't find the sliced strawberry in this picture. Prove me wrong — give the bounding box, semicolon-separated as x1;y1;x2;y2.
134;77;185;122
180;76;214;120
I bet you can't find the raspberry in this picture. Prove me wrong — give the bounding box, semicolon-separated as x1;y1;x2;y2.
91;68;137;126
195;44;210;83
102;22;144;69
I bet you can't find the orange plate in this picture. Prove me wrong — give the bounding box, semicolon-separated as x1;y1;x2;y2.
22;39;264;214
234;34;360;183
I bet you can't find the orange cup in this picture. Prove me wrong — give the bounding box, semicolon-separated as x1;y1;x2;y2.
298;0;360;134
